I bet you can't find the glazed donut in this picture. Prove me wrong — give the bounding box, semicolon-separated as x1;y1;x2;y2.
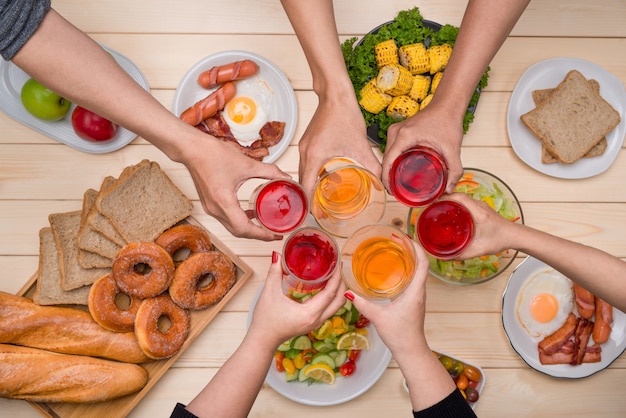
88;274;143;333
169;251;237;310
112;242;175;299
155;224;212;261
134;293;190;359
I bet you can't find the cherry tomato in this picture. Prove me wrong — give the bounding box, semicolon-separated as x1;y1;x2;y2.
463;365;482;382
348;350;361;362
301;348;316;362
468;379;479;389
455;374;469;390
354;315;370;328
466;387;479;403
339;361;356;377
274;352;285;372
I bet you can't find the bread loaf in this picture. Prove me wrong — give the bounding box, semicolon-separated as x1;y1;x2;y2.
0;344;147;403
0;292;150;363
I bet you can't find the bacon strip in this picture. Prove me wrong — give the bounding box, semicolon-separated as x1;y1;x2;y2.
537;313;578;355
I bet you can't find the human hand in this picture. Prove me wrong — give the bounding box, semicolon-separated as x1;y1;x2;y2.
249;252;347;347
345;240;431;355
297;96;381;199
179;136;289;241
381;100;464;194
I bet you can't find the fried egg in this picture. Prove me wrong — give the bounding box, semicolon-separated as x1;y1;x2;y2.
516;269;573;338
223;76;274;145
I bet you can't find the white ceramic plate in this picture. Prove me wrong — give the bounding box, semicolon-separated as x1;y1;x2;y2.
172;51;297;164
247;284;392;406
502;256;626;378
0;46;149;154
507;57;626;179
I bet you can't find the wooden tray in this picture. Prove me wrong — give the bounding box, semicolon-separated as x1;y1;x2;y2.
16;217;253;418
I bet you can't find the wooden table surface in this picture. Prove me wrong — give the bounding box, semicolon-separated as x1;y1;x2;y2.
1;1;625;416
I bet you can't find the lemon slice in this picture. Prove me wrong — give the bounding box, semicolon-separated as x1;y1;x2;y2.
336;331;370;350
303;363;336;385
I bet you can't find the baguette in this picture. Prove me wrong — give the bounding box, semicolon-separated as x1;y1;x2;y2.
0;344;147;403
0;291;150;363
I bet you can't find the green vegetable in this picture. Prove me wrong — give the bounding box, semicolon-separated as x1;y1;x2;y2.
341;7;489;151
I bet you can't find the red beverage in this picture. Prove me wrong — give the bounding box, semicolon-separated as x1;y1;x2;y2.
283;228;338;294
254;179;307;234
417;200;474;259
389;146;448;207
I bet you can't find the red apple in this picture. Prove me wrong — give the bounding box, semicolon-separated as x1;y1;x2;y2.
71;106;118;142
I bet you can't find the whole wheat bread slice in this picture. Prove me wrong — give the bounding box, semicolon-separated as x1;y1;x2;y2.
521;70;621;164
532;79;608;163
76;188;118;263
33;227;91;306
49;211;111;291
86;176;128;247
96;160;194;243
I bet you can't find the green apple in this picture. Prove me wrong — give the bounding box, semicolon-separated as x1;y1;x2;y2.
20;78;72;121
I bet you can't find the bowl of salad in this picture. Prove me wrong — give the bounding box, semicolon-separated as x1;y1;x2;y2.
407;168;524;285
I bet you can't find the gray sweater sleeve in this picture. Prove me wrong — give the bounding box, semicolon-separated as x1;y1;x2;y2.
0;0;51;60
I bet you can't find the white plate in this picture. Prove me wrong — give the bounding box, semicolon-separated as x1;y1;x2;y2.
0;46;149;154
502;256;626;378
172;51;297;164
507;57;626;179
247;284;392;406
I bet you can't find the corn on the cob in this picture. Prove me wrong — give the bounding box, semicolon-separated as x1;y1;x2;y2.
374;39;399;68
376;64;413;96
430;72;443;95
428;43;452;74
408;74;431;102
420;94;434;110
386;95;419;120
399;43;430;75
359;79;392;114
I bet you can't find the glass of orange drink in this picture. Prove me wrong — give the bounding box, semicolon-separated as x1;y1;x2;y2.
312;157;386;238
341;224;416;300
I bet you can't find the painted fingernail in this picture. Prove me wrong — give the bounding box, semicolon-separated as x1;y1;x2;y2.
344;291;355;301
271;251;279;264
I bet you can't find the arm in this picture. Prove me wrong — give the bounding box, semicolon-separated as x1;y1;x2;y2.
279;0;381;197
182;252;346;417
382;0;530;193
346;242;474;416
10;8;286;241
447;193;626;313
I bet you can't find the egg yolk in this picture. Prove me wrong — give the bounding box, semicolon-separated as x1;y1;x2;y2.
529;293;559;323
226;96;257;125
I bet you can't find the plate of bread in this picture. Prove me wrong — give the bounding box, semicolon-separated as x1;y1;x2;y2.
507;57;625;179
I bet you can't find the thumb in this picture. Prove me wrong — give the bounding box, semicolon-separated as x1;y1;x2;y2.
264;251;286;292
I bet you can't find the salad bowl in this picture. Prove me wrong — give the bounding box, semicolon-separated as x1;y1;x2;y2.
408;168;524;285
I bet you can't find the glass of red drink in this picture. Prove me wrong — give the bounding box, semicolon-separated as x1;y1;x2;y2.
249;179;308;235
282;227;339;297
389;146;448;207
416;200;475;260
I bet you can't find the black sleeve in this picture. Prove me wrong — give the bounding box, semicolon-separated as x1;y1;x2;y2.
169;403;199;418
0;0;51;60
413;388;478;418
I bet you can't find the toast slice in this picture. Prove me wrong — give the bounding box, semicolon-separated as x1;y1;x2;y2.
33;227;91;305
521;70;620;164
96;160;194;243
86;176;128;247
76;188;119;262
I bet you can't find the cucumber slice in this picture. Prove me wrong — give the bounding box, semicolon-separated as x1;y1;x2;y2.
277;340;292;352
298;367;309;382
291;335;312;350
311;353;336;369
333;349;347;366
313;340;335;353
285;369;299;382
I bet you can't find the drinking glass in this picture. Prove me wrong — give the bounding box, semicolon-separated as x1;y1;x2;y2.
249;178;308;235
311;157;386;238
282;227;339;298
389;146;448;207
416;199;475;260
341;224;416;300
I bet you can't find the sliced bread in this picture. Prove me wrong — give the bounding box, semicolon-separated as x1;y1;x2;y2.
86;176;128;247
521;70;621;164
96;160;194;243
76;188;119;262
33;227;91;306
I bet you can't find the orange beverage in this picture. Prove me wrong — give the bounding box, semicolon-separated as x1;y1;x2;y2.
314;166;371;220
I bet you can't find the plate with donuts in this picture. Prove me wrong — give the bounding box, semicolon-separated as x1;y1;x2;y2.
7;160;253;418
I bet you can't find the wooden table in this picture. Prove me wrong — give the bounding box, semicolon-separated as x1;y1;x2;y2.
1;1;625;416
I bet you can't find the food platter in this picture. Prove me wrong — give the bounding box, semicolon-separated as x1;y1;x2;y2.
501;256;626;378
247;284;392;406
172;50;297;164
507;57;626;179
0;46;149;154
17;217;253;418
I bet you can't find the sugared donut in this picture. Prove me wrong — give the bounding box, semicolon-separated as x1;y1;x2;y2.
134;293;190;359
155;224;212;261
112;242;175;298
88;274;143;333
169;251;237;310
